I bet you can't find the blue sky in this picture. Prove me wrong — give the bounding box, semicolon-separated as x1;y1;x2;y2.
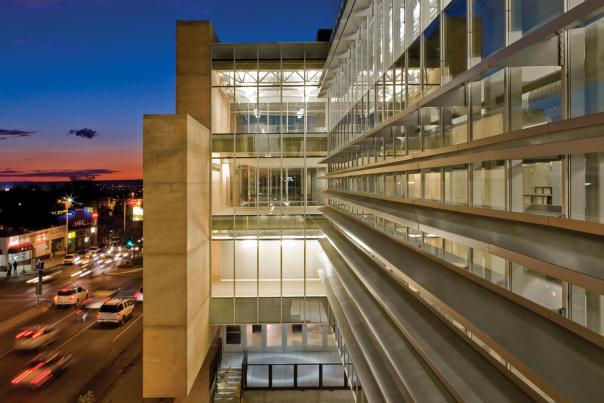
0;0;339;181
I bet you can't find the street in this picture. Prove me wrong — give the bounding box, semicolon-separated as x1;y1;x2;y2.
0;251;142;403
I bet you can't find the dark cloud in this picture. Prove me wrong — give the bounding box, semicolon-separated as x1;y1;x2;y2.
0;169;117;179
68;128;98;139
0;129;35;139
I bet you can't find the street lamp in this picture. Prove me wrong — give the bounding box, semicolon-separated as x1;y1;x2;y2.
63;196;74;255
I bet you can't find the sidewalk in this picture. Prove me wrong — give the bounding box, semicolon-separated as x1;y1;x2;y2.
1;256;64;279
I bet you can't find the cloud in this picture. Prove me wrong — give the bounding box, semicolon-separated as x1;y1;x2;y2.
68;128;98;139
0;168;118;179
0;129;36;140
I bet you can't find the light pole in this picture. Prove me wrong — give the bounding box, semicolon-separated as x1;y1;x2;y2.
63;196;73;255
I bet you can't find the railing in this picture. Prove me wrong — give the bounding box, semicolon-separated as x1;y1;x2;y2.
244;362;348;390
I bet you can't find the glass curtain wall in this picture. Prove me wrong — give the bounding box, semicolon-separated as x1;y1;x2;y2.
326;0;575;171
211;43;329;324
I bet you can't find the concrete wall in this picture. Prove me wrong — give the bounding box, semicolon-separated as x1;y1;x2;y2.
143;114;215;398
176;21;217;128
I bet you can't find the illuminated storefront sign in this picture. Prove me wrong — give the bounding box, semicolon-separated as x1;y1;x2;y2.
127;198;143;207
133;206;144;221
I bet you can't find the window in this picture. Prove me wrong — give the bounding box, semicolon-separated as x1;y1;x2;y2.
226;325;242;345
444;239;469;268
472;160;506;209
423;168;442;201
407;171;422;199
287;324;303;347
569;15;604;117
510;0;563;41
444;165;467;204
423;19;440;95
570;153;604;224
472;0;505;62
571;285;604;336
511;157;562;216
511;263;562;311
247;324;262;348
471;69;505;139
472;249;507;287
443;0;467;82
422;107;441;150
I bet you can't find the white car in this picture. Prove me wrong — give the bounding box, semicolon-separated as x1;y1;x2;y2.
62;254;80;265
97;299;134;326
54;286;88;306
14;326;59;351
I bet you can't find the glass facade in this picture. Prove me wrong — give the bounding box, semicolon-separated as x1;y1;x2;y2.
210;43;329;324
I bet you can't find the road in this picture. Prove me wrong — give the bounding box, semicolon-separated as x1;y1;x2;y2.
0;251;142;403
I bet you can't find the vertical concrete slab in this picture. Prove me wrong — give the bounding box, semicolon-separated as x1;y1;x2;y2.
143;114;215;398
176;21;217;128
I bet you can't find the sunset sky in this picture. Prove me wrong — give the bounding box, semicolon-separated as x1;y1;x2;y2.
0;0;338;182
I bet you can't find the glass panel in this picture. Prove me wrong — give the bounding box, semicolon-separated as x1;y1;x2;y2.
247;324;263;348
423;19;440;95
443;0;467;82
423;168;442;201
408;171;422;199
235;87;258;134
472;161;505;209
571;285;604;336
266;324;282;347
472;0;505;62
258;297;281;322
511;263;562;311
283;240;305;296
407;39;422;104
570;153;604;224
422;107;441;150
471;69;505;139
235;239;257;297
472;249;507;287
212;240;234;297
444;165;467;204
510;0;564;41
569;15;604;117
510;66;562;130
287;324;303;347
235;298;257;323
423;233;442;257
443;105;468;146
406;0;421;40
210;298;234;324
259;240;280;297
444;239;469;268
511;158;562;216
307;323;324;347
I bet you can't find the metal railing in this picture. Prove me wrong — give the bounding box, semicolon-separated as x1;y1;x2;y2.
243;362;348;390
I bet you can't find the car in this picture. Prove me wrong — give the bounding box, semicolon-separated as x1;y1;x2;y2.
14;325;59;351
62;254;80;265
11;351;73;388
54;286;88;306
97;299;134;326
133;287;143;302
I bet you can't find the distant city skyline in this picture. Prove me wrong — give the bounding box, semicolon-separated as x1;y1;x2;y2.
0;0;339;182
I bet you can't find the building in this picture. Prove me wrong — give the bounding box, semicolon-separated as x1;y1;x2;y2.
144;1;604;401
0;226;65;272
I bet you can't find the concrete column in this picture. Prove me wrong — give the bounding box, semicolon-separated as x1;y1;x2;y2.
176;21;217;129
143;114;215;398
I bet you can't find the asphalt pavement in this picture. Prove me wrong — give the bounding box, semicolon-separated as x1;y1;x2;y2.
0;251;142;403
